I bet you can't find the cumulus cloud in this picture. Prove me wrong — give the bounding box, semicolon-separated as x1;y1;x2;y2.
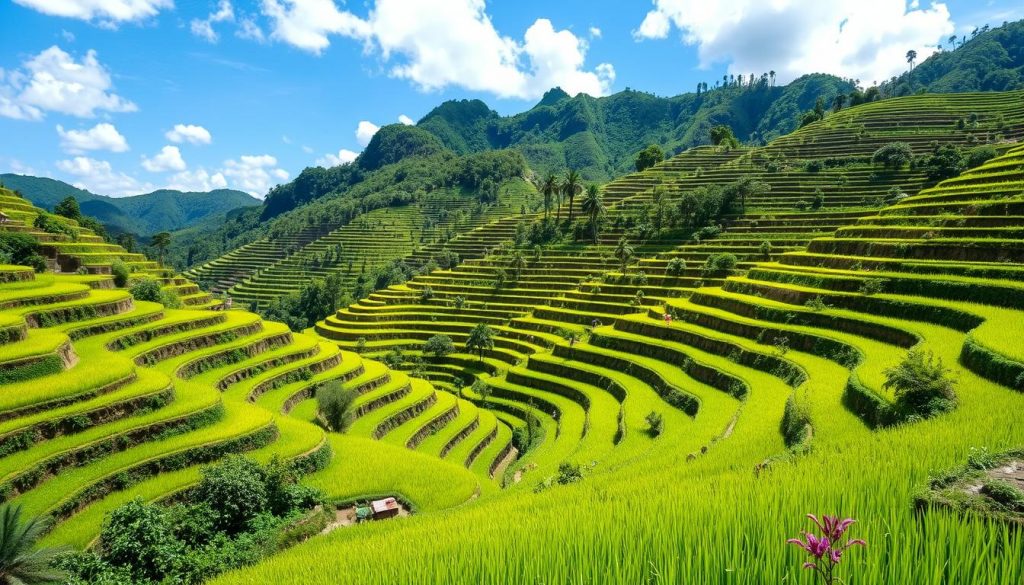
221;154;289;197
634;0;954;85
166;124;212;145
57;122;129;154
191;0;235;42
260;0;614;99
13;0;172;23
262;0;371;53
56;156;152;196
166;168;229;192
356;120;379;147
589;26;602;39
237;17;267;42
141;145;186;172
398;114;414;125
0;46;136;120
316;148;358;167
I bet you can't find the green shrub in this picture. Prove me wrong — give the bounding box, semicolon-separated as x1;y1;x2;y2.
33;212;78;239
858;278;886;295
872;142;913;169
383;347;404;369
645;411;664;437
111;260;130;288
317;381;357;432
966;145;998;169
0;232;43;271
811;189;825;210
24;254;47;273
981;480;1024;512
100;498;179;582
555;462;583;485
160;287;183;309
423;334;455;358
701;253;738;275
195;456;269;535
130;278;163;302
666;257;687;276
883;348;958;422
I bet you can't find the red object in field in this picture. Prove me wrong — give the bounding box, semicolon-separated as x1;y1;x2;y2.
371;497;400;519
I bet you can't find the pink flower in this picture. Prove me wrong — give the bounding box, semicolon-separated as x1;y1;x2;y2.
788;514;866;584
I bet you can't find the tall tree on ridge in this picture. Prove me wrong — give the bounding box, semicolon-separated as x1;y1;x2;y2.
906;49;917;71
539;173;559;220
581;185;606;245
562;169;583;224
150;232;171;267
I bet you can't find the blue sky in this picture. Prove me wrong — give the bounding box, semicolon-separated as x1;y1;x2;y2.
1;0;1022;198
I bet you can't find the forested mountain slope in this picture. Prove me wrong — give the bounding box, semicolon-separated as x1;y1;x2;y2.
0;174;258;236
417;74;854;180
415;19;1024;182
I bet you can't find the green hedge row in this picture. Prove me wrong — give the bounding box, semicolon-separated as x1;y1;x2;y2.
960;335;1024;392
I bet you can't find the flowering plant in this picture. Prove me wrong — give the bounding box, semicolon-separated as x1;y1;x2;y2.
787;514;866;584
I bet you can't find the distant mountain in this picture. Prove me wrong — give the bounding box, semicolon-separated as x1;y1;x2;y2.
0;174;260;235
416;74;855;181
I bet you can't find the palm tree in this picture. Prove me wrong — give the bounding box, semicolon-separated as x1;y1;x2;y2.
150;231;171;267
580;185;606;244
614;237;634;276
947;34;957;49
465;323;494;362
0;504;67;584
769;70;775;87
539;173;559;220
561;169;583;223
906;49;917;70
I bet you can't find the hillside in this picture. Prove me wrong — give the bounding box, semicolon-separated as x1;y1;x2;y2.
179;126;533;305
884;19;1024;94
0;174;259;236
417;74;855;180
412;20;1024;183
2;89;1024;585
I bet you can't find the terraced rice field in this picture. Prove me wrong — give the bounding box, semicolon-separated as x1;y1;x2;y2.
2;91;1024;584
189;181;537;308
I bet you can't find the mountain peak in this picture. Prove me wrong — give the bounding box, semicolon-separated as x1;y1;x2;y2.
536;87;571;108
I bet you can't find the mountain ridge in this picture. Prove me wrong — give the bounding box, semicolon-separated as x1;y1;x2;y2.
0;173;260;236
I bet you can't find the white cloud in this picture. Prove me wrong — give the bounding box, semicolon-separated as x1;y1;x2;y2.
191;0;235;42
316;148;358;167
0;46;136;120
356;120;379;147
589;26;602;39
634;0;955;85
142;145;186;172
260;0;614;99
237;17;267;42
398;114;414;125
221;154;289;197
56;156;152;196
166;168;229;192
57;122;129;154
13;0;172;23
166;123;212;145
281;135;292;144
262;0;371;53
301;145;314;153
61;29;76;42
